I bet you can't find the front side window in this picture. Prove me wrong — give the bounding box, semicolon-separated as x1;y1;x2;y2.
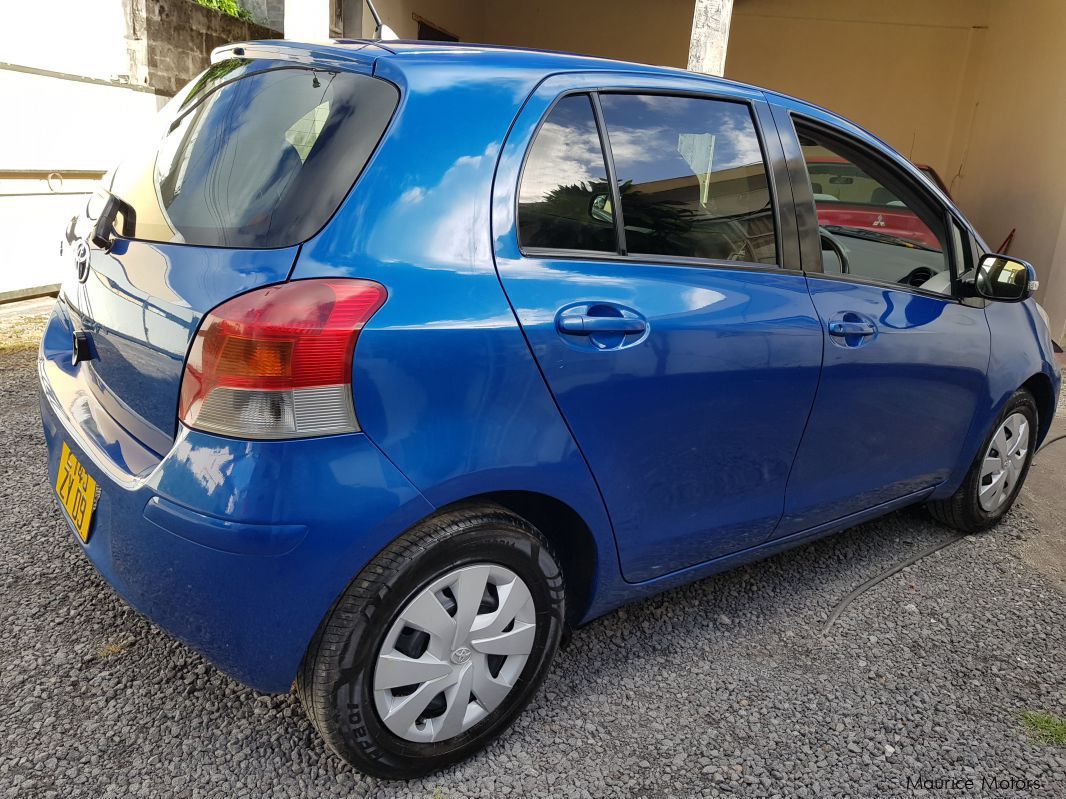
107;62;398;248
799;128;950;291
598;94;777;264
518;94;617;253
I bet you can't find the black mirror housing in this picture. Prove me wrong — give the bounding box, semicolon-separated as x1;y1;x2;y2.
975;253;1038;302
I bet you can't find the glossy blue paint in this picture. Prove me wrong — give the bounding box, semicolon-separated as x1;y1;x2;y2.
40;333;434;691
926;296;1061;501
984;298;1061;447
489;72;823;582
57;238;297;452
776;277;991;535
143;497;309;557
290;52;619;597
37;40;1060;693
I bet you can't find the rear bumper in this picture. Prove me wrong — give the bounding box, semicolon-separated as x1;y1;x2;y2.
39;353;434;693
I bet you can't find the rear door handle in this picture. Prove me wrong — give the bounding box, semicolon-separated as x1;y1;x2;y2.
558;315;647;335
828;320;876;337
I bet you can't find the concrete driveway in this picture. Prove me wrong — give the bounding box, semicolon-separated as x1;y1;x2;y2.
1;309;1063;798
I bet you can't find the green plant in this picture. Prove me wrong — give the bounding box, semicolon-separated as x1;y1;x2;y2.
193;0;252;22
1020;711;1066;746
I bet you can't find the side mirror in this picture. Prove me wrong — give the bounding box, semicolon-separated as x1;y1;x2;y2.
975;253;1038;302
589;193;613;224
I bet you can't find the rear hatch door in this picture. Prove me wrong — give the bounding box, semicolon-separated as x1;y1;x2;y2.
48;55;398;456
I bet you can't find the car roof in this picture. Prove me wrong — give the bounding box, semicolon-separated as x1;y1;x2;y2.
217;38;875;130
212;38;967;238
215;37;754;91
213;39;893;168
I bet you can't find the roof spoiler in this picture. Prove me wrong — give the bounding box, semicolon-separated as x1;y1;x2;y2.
210;39;394;66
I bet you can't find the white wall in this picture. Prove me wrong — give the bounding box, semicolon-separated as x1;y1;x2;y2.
0;0;163;296
0;69;163;172
0;0;139;84
0;69;164;297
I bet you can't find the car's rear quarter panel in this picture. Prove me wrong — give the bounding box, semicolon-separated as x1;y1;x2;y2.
39;382;434;693
290;56;619;618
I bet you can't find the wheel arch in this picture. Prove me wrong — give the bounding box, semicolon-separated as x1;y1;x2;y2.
436;491;600;626
1021;371;1056;446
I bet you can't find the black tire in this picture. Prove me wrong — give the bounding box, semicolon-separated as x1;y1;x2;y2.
927;388;1038;532
297;504;565;779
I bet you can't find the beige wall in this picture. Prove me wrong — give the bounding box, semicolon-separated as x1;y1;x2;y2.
358;0;486;40
725;0;988;178
481;0;695;69
948;0;1066;341
337;0;1066;341
725;0;1066;342
364;0;695;68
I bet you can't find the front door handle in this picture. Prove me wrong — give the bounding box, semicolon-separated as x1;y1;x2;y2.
558;315;647;335
828;320;876;337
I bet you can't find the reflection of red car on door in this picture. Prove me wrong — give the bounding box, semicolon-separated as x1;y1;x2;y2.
808;157;946;249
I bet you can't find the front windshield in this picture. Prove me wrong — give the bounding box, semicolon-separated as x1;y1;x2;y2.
807;153;904;208
803;143;941;253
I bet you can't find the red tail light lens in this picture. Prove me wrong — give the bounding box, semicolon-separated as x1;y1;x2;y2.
179;279;387;439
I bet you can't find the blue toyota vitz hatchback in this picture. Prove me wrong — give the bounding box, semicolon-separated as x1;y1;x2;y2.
40;39;1059;778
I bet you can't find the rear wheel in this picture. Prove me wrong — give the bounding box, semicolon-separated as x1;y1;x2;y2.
297;505;565;779
927;389;1037;532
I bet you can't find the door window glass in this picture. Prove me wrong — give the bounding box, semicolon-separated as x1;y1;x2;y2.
518;94;617;253
799;129;950;291
598;94;777;264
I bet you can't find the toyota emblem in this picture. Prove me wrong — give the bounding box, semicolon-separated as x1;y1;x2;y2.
72;238;91;283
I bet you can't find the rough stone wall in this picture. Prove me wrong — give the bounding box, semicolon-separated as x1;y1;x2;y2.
144;0;281;96
122;0;151;87
243;0;285;32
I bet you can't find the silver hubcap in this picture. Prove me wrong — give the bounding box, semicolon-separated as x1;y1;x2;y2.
979;412;1029;512
373;564;537;743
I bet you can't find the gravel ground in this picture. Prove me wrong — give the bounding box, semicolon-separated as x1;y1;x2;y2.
1;337;1064;799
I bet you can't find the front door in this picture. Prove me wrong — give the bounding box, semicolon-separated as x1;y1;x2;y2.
773;114;991;536
492;82;824;582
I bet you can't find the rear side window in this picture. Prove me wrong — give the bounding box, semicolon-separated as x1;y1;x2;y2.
108;61;398;248
598;94;777;264
518;94;617;253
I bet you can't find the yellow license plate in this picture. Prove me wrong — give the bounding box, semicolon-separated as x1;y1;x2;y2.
55;442;98;542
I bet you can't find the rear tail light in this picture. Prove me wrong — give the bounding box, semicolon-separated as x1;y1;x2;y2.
178;279;386;439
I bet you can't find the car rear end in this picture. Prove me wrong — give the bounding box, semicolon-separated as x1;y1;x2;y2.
38;48;434;691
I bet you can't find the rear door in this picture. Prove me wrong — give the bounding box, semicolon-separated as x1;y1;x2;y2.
491;75;824;583
768;106;991;536
52;58;397;453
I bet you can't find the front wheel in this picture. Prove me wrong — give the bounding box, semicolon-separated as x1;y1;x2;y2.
927;388;1037;532
297;505;565;779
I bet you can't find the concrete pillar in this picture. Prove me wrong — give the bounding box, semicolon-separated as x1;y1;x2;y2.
687;0;734;76
284;0;330;40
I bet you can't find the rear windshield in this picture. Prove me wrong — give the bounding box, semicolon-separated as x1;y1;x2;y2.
105;60;398;248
